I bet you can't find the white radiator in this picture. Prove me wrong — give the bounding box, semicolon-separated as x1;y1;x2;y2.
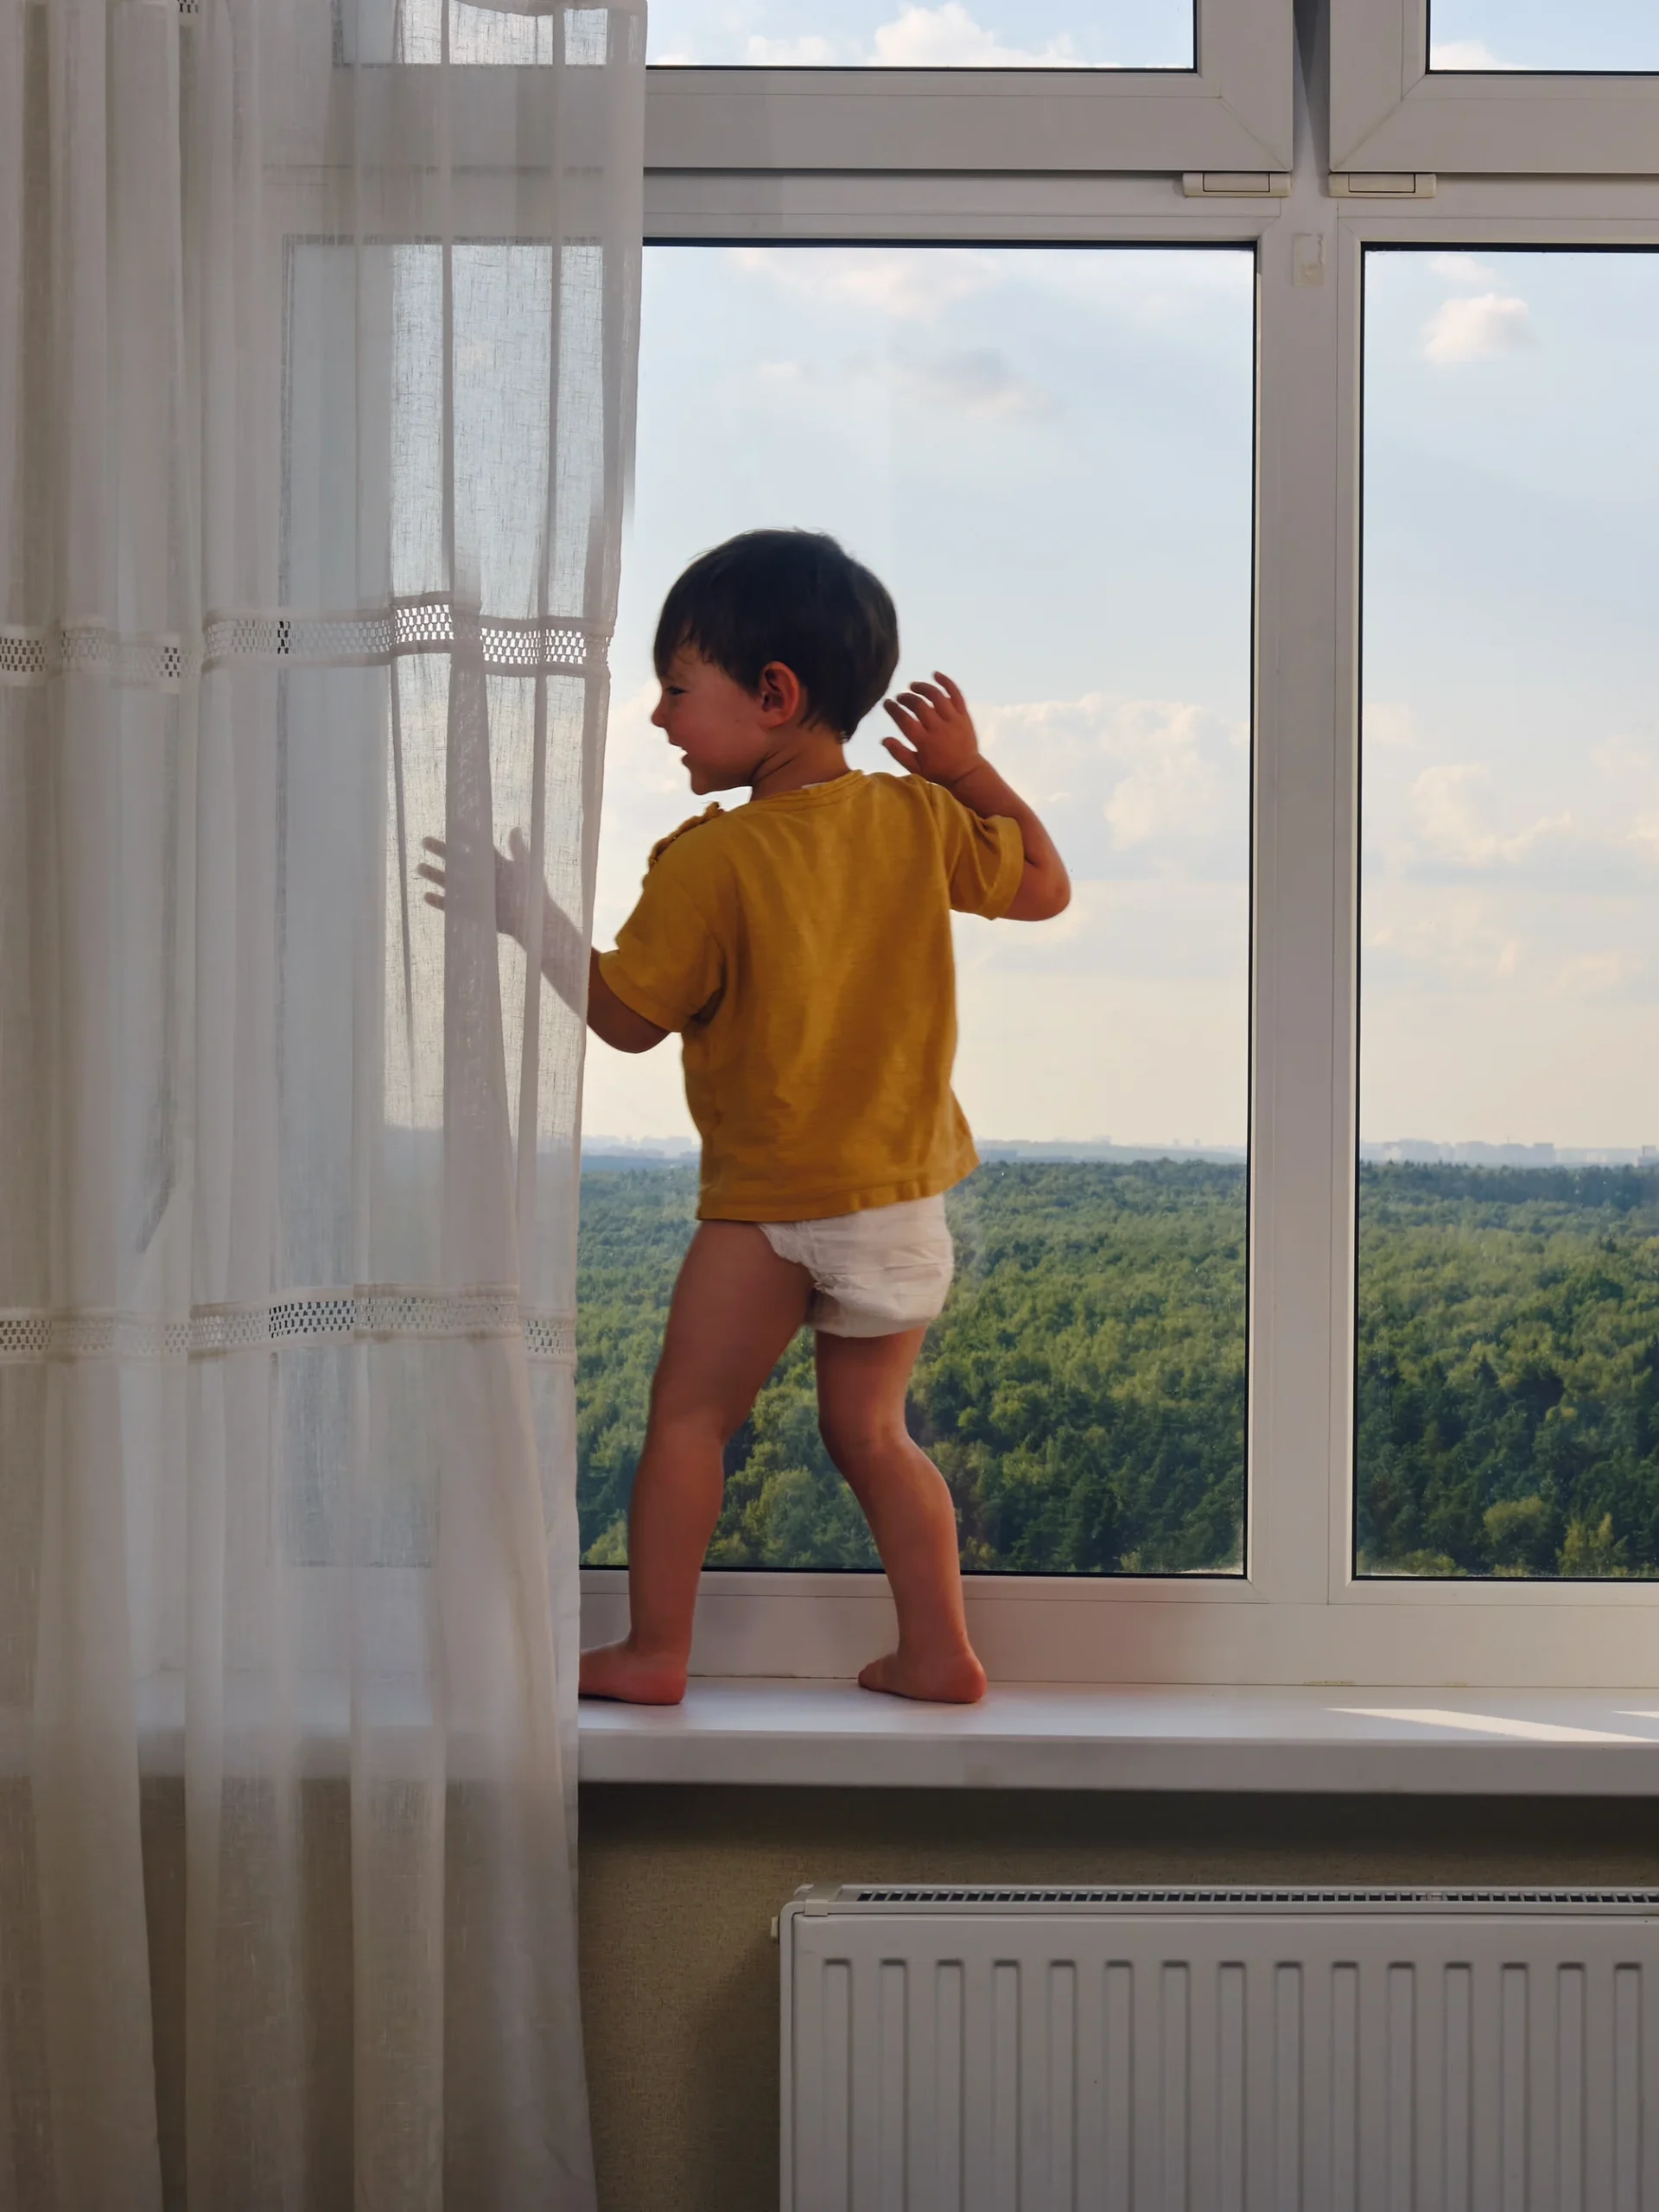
781;1884;1659;2211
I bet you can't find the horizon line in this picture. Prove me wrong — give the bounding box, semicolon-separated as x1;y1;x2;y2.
582;1135;1659;1161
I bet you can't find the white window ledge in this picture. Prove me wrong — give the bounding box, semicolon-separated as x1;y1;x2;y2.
15;1679;1655;1795
578;1681;1659;1795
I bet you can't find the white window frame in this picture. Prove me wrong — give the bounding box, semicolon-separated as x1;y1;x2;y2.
1332;0;1659;175
300;4;1659;1691
581;10;1659;1690
645;0;1292;174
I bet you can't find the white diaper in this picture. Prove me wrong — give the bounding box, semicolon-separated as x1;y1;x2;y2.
757;1195;955;1338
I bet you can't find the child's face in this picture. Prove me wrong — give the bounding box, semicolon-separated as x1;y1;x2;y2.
651;647;800;795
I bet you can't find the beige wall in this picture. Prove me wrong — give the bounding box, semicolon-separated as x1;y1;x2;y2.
131;1777;1659;2210
579;1783;1659;2212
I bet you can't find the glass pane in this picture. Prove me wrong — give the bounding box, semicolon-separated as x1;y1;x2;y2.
346;1;613;64
1430;2;1659;73
649;3;1194;69
580;244;1254;1573
1359;249;1659;1580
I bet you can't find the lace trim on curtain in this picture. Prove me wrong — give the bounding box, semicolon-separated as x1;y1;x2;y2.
0;1293;577;1364
0;623;187;688
0;599;601;689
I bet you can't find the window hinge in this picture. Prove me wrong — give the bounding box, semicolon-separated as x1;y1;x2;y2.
1329;172;1438;199
1181;172;1292;200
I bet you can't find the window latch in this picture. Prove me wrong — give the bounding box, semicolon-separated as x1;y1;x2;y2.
1181;173;1292;199
1329;173;1438;199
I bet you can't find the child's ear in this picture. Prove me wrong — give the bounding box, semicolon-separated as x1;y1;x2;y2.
757;660;806;725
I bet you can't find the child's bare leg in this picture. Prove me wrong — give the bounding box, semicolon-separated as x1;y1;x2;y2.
816;1329;987;1705
580;1222;809;1705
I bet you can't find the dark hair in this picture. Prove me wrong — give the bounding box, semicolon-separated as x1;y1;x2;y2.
652;529;899;739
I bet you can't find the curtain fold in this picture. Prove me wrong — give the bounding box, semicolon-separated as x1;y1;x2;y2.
0;3;644;2202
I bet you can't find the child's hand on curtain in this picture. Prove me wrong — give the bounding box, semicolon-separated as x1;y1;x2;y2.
419;827;571;967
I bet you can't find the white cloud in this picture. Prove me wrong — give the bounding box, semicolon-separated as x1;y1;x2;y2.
1363;702;1421;751
731;245;1001;321
1428;38;1516;69
871;5;1084;67
1549;950;1639;999
1103;721;1226;849
745;33;837;62
892;348;1054;418
1365;891;1524;982
1586;740;1659;867
1408;763;1569;869
1421;292;1536;364
1428;253;1502;289
1012;247;1253;322
974;691;1249;880
754;346;1055;421
664;5;1093;68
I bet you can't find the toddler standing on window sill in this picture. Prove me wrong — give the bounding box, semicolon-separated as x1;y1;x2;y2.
420;529;1069;1705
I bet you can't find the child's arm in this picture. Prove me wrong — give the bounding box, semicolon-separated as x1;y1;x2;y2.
881;674;1071;922
417;832;667;1054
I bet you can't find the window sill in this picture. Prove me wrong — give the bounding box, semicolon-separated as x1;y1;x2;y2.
26;1678;1648;1795
577;1680;1659;1794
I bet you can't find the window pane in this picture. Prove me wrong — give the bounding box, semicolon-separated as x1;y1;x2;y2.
580;245;1253;1574
1359;249;1659;1581
347;1;612;64
1430;2;1659;73
649;3;1194;69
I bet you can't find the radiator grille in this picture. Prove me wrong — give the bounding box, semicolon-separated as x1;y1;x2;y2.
783;1886;1659;2209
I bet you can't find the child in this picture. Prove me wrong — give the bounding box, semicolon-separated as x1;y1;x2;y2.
422;530;1068;1704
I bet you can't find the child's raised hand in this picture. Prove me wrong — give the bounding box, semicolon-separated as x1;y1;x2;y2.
880;672;984;790
417;826;551;953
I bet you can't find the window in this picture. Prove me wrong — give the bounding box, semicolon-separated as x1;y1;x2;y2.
346;0;613;62
523;0;1659;1685
1428;4;1659;75
1357;246;1659;1582
647;2;1197;69
643;0;1290;174
1332;0;1659;172
577;241;1255;1574
286;238;603;1142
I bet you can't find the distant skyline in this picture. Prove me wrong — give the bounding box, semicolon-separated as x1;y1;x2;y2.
584;1134;1659;1163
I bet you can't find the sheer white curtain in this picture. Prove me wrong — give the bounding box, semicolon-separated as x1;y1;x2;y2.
0;1;643;2202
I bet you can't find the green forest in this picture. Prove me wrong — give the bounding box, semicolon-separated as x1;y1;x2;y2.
577;1158;1248;1574
1357;1163;1659;1578
575;1158;1659;1580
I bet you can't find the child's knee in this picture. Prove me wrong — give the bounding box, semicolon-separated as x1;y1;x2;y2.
818;1407;907;1470
647;1387;747;1452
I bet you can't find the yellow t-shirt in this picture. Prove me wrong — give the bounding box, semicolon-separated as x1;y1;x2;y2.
599;770;1024;1222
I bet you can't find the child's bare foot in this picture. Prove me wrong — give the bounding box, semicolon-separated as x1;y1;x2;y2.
857;1646;988;1705
579;1640;689;1704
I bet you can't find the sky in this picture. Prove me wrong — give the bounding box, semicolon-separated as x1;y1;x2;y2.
1362;250;1659;1149
334;232;1659;1157
381;1;1659;77
647;2;1192;67
647;2;1659;75
1429;2;1659;71
582;245;1255;1147
587;241;1659;1156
